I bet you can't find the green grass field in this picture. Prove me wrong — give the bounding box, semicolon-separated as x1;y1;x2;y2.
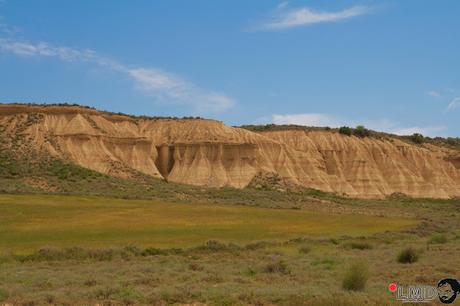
0;195;416;252
0;194;458;305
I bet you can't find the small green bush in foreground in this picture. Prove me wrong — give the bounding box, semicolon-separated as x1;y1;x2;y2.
397;247;419;264
342;262;369;291
428;234;448;244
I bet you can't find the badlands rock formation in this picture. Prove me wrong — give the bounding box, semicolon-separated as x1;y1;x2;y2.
1;104;459;198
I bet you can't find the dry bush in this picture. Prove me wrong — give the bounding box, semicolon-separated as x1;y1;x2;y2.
342;262;369;291
397;247;419;264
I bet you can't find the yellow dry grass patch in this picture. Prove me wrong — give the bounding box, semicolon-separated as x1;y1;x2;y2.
0;194;417;252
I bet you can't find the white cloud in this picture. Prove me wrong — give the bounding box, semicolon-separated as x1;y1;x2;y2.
268;113;447;137
427;90;441;98
129;68;188;97
0;38;235;113
128;68;234;113
272;113;342;127
391;126;446;136
276;2;289;10
0;39;95;60
447;97;460;111
255;5;371;31
0;17;21;35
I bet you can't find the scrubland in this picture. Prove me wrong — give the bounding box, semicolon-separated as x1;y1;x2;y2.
0;192;458;305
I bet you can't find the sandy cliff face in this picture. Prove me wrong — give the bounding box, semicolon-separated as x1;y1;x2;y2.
262;130;460;198
1;104;459;198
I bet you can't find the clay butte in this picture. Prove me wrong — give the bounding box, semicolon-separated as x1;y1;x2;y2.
1;104;459;199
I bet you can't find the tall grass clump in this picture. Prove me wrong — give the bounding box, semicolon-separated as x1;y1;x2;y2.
342;262;369;291
298;245;311;254
428;234;448;244
263;260;290;275
344;241;373;250
397;247;419;264
0;288;9;302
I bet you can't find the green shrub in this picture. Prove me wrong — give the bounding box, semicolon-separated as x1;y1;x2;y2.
188;263;204;271
88;248;116;261
344;241;373;250
298;245;311;254
446;137;459;146
263;260;290;274
312;258;336;270
141;247;166;256
410;133;424;144
353;125;371;138
388;192;410;200
397;247;419;264
193;240;234;252
342;262;369;291
94;287;117;300
243;268;257;277
339;126;352;136
428;234;448;244
329;238;340;245
15;247;127;262
45;294;56;304
84;279;98;287
124;245;142;256
116;286;142;303
0;288;8;301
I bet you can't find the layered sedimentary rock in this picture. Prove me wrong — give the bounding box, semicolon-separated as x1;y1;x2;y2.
1;104;459;198
262;130;460;198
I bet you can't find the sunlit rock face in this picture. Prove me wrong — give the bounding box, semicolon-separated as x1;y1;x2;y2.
1;104;459;199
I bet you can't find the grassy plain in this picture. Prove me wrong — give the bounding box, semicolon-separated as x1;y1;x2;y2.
0;193;459;305
0;195;415;252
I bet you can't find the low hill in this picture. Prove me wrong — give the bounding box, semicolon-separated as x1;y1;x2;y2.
0;103;459;199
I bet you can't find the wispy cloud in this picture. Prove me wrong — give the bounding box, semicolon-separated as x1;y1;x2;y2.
128;68;234;113
272;113;341;127
447;97;460;111
427;90;441;98
268;113;447;137
0;16;20;35
0;38;235;113
391;126;446;136
254;4;371;31
0;39;95;60
427;89;460;112
427;88;457;98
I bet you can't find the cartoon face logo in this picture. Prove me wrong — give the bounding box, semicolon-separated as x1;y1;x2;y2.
438;279;460;304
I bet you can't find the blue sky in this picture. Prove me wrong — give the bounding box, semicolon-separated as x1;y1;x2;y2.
0;0;459;136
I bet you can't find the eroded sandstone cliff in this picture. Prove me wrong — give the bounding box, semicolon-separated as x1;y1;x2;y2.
1;104;459;198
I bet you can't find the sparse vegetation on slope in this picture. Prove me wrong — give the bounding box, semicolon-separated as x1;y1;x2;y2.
238;123;332;133
3;102;206;121
240;123;460;150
